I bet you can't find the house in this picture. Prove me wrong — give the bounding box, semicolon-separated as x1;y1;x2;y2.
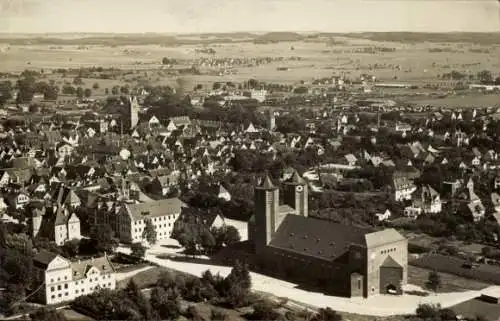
176;207;226;230
393;176;416;202
53;207;81;246
32;251;116;305
375;209;391;222
148;173;180;196
117;198;186;243
412;185;442;214
345;154;358;167
5;192;30;210
404;206;422;220
248;175;408;298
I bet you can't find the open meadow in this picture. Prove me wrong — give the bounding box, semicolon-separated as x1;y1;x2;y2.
1;37;500;87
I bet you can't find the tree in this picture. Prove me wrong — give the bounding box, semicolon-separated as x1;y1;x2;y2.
425;270;441;293
62;85;76;95
89;224;119;254
73;77;84;85
311;308;343;321
111;86;119;95
105;88;109;94
131;242;146;258
84;88;92;98
16;77;36;103
276;113;306;134
43;86;58;100
142;219;157;245
92;82;100;89
61;239;80;257
149;286;181;320
0;81;13;106
200;229;216;254
76;87;84;99
29;307;68;321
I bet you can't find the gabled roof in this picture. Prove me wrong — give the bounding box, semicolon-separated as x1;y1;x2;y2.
125;197;186;220
269;215;374;262
285;169;305;185
33;250;58;268
256;175;276;190
381;255;402;269
365;229;406;248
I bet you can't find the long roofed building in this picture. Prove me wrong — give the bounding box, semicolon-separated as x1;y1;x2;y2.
249;170;408;298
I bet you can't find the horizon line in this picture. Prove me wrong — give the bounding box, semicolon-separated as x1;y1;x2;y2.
1;30;500;36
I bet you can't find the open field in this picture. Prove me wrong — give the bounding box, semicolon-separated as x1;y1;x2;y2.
451;298;500;321
1;38;499;86
408;266;490;293
406;93;500;108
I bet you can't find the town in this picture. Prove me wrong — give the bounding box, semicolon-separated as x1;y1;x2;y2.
0;31;500;321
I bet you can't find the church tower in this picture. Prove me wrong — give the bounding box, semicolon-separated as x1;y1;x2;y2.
253;175;279;252
268;110;276;131
283;169;308;217
128;96;139;130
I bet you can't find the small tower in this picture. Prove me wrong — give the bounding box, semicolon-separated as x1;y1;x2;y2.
128;96;139;130
283;169;308;217
268;110;276;131
253;175;279;253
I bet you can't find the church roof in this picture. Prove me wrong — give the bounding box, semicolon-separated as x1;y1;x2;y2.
256;175;276;190
285;169;305;185
269;215;374;262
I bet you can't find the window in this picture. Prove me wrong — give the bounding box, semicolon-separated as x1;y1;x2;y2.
57;277;61;281
50;278;54;283
64;284;68;289
64;276;67;280
51;287;55;292
76;290;79;294
57;285;61;290
58;294;62;297
357;280;361;290
65;292;68;296
108;283;111;287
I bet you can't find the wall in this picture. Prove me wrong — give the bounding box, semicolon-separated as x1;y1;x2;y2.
366;239;408;296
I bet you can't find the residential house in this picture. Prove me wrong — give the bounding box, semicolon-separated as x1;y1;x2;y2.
32;251;116;305
412;185;442;214
393;176;416;202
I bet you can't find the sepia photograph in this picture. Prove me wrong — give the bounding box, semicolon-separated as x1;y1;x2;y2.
0;0;500;320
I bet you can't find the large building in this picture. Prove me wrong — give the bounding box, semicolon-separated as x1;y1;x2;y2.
117;197;186;244
248;171;408;298
32;251;116;305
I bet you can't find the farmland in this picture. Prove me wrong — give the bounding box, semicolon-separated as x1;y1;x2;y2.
1;34;500;87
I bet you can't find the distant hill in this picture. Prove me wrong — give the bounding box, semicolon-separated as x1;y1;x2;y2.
1;32;499;46
339;32;500;45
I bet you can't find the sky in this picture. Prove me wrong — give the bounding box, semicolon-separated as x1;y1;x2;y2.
0;0;499;34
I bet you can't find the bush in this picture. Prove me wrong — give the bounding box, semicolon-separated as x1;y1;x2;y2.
246;299;280;321
210;308;228;321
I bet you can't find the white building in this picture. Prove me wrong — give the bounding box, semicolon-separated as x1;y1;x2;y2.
33;251;116;305
117;198;186;243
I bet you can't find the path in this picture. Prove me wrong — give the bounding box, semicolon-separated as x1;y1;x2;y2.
117;246;497;316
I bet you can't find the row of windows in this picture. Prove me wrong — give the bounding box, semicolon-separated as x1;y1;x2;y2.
50;276;69;283
381;248;397;255
134;216;174;225
51;284;68;291
134;223;171;232
51;292;69;299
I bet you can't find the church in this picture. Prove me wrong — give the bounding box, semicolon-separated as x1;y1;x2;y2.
248;170;408;298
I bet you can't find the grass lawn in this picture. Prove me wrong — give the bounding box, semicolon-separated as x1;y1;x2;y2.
408;265;490;292
451;298;500;321
117;266;190;289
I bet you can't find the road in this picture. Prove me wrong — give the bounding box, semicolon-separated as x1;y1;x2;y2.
117;245;500;316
